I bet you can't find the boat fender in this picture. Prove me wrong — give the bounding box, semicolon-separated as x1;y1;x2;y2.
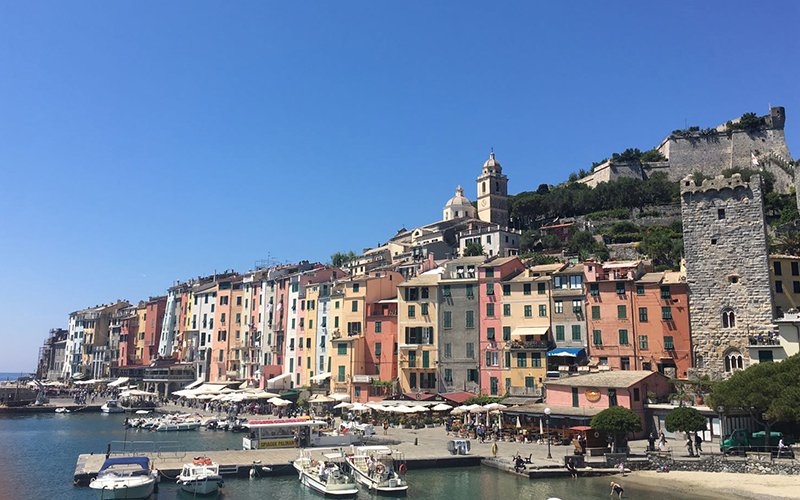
398;464;407;475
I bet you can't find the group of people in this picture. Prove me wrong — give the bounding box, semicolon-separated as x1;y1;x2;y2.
366;454;386;478
647;431;703;456
316;461;339;482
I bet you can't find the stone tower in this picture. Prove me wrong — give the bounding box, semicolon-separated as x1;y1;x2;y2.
681;173;774;380
476;151;508;225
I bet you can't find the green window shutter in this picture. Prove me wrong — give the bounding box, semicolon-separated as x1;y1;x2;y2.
664;336;674;350
503;304;511;316
639;307;648;322
617;305;626;319
421;303;429;315
502;284;510;296
338;365;345;382
487;303;495;317
523;284;531;295
592;306;600;319
571;325;581;341
593;330;602;345
487;327;495;340
505;351;511;368
486;283;494;296
639;335;648;350
466;310;474;328
337;343;347;355
619;329;629;345
524;305;532;317
662;307;672;320
502;326;511;341
539;305;547;317
556;325;565;341
422;350;429;368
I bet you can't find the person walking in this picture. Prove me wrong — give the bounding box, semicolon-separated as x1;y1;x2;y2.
685;436;695;457
647;432;656;452
383;420;389;435
694;433;703;454
658;431;667;451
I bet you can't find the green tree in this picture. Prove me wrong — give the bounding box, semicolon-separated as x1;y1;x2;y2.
664;406;707;439
520;230;538;253
463;241;484;256
640;149;667;163
331;250;357;267
541;233;562;250
590;406;642;453
776;230;800;256
707;354;800;438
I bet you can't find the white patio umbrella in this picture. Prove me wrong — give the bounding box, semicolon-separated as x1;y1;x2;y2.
269;398;292;407
484;403;507;411
411;405;429;413
392;405;415;414
431;403;453;412
308;394;334;403
329;394;351;402
350;403;370;412
333;402;352;409
450;406;468;415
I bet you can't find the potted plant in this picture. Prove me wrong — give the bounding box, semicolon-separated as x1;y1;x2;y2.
646;391;658;404
424;416;434;428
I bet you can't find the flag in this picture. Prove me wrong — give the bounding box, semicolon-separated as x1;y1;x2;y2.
751;152;760;168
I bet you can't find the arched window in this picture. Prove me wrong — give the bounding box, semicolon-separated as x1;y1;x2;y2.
482;181;486;194
722;309;735;328
724;349;743;373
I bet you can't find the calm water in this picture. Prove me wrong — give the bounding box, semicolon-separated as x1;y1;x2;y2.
0;412;715;500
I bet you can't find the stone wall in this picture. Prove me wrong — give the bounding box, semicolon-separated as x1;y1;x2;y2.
681;174;775;380
610;454;800;475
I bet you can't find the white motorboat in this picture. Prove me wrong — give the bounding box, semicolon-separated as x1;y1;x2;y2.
89;456;159;499
155;420;200;432
101;400;126;414
293;449;358;497
177;457;224;495
55;407;70;413
345;446;408;495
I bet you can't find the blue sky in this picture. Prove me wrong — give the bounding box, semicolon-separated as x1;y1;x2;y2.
1;1;798;372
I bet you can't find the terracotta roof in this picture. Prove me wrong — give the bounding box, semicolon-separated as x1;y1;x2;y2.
440;391;476;404
545;370;666;389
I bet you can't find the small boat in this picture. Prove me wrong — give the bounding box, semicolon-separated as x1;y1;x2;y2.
155;421;200;432
101;400;126;414
55;407;71;413
177;457;224;495
294;449;358;497
89;456;159;499
345;446;408;495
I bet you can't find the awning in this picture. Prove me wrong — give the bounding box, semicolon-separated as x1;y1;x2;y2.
547;348;586;357
310;372;331;382
511;326;549;339
267;373;291;388
108;377;129;387
185;378;204;390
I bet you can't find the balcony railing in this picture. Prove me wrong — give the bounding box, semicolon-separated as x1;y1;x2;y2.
508;386;543;397
507;340;548;350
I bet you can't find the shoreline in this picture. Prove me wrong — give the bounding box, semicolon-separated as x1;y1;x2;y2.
622;470;800;500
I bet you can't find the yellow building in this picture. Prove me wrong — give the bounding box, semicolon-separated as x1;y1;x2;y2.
397;273;440;393
501;269;549;395
135;303;147;363
770;255;800;318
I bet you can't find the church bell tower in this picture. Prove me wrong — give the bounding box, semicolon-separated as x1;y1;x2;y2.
476;151;509;225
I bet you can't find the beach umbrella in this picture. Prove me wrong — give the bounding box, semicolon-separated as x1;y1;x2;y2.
350;403;370;412
411;405;428;413
484;403;507;411
431;403;453;412
329;394;351;402
269;397;291;406
450;406;467;415
308;394;334;403
333;402;352;409
516;416;522;429
539;418;544;435
392;405;414;414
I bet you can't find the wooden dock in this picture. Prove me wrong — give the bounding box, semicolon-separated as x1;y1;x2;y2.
73;446;485;486
481;457;626;479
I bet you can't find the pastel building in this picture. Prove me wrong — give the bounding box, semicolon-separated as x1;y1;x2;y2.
397;272;441;393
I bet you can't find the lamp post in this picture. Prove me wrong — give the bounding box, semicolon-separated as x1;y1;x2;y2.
544;407;552;459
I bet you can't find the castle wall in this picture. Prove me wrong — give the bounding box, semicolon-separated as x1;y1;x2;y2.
658;128;794;192
681;174;775;380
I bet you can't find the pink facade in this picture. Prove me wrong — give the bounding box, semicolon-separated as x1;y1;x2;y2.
479;257;524;395
142;297;167;365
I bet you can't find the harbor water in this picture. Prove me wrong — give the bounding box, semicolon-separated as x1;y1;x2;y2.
0;411;721;499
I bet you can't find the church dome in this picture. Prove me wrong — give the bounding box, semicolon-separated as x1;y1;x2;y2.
483;151;502;173
443;186;475;221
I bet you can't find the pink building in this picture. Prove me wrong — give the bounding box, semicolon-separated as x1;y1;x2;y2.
478;257;524;396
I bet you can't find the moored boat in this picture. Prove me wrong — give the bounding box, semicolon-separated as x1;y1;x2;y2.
293;449;358;497
177;457;224;495
344;445;408;495
89;456;159;499
101;400;125;414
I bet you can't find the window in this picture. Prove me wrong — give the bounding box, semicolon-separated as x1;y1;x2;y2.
421;303;429;315
724;350;743;372
338;366;345;382
619;329;629;345
535;282;544;295
555;325;565;341
526;376;535;389
660;286;671;299
591;306;600;319
408;305;416;318
467;284;475;297
337;343;347;355
503;304;511;316
616;282;626;295
467;369;478;382
486;283;494;296
639;335;649;350
524;305;532;317
466;310;475;328
236;296;242;306
794;281;800;294
718;208;726;219
722;309;735;328
532;352;542;367
523;283;531;295
441;285;451;297
664;336;674;350
485;267;495;278
642;362;652;371
571;325;581;341
572;387;579;407
592;330;602;345
502;326;511;341
409;372;417;389
774;261;782;276
485;350;498;367
617;305;627;319
662;307;672;320
421;287;428;299
502;284;510;296
608;388;618;407
570;275;583;289
289;358;294;372
408;351;416;368
487;303;495;317
793;262;799;276
758;350;774;363
444;343;452;358
539;305;547;317
443;311;452;329
375;342;381;356
517;352;527;367
490;377;498;395
554;276;565;289
334;316;339;328
486;327;495;340
590;283;599;296
444;369;453;384
375;321;382;333
466;343;475;358
554;301;563;314
221;312;226;324
351;301;358;312
572;300;582;313
776;281;784;293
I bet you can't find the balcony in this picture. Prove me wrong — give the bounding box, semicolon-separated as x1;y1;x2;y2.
507;340;548;350
747;336;781;347
508;386;543;397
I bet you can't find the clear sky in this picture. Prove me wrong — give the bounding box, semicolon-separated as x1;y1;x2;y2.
1;1;798;372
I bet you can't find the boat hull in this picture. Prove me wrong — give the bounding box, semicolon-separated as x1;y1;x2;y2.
294;463;358;497
346;460;408;496
179;477;223;495
89;477;155;499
